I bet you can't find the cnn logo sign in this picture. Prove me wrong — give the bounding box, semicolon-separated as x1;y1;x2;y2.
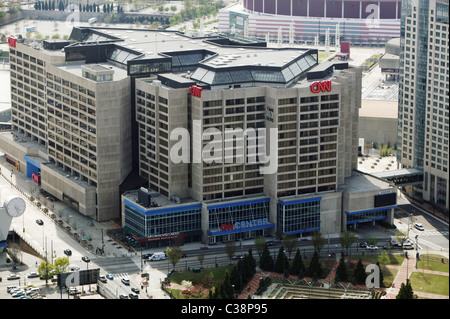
310;80;332;93
190;86;202;98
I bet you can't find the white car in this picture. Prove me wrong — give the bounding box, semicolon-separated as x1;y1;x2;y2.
9;288;23;295
7;274;20;280
68;287;80;295
366;245;378;250
27;272;39;278
414;223;424;231
70;265;80;271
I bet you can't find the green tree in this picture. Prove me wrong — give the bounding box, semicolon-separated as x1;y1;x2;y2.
274;247;288;277
290;248;305;278
340;231;357;255
254;236;266;259
166;246;182;270
396;279;416;299
307;250;323;279
38;260;53;284
53;256;70;274
215;272;234;299
247;248;256;274
224;240;237;265
197;250;205;268
335;256;348;282
353;258;366;285
259;244;274;271
311;231;326;253
282;235;297;260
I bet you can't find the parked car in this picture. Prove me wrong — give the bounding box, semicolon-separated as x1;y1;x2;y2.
68;287;80;295
131;287;140;294
70;265;80;271
7;274;20;280
6;286;17;293
9;288;23;295
12;291;25;298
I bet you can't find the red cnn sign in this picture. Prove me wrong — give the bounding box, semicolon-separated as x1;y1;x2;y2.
8;37;17;48
310;80;332;93
32;173;41;185
190;85;202;98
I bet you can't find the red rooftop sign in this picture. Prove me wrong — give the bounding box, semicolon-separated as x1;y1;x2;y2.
190;85;202;98
310;80;332;93
8;37;17;48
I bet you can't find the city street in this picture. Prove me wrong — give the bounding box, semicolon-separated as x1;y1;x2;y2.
0;152;169;299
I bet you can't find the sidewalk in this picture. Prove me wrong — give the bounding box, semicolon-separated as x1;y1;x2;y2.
0;153;133;259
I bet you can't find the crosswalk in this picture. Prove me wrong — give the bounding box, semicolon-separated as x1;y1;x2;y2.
418;230;449;237
111;273;129;280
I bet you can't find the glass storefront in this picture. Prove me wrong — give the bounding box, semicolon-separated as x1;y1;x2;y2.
346;207;395;225
123;200;202;248
207;198;272;244
277;197;321;236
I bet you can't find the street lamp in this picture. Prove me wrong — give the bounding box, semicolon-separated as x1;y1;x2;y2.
82;256;91;292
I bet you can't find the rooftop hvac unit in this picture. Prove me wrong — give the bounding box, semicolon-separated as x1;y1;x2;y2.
138;187;150;207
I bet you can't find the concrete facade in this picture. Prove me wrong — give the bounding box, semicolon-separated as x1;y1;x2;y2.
2;39;133;221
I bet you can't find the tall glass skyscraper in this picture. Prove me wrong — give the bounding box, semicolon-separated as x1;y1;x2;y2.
397;0;449;212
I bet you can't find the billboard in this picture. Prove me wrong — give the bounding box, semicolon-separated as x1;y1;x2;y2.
58;268;100;287
374;192;396;207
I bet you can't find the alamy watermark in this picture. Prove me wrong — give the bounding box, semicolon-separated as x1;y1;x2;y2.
365;4;380;29
169;121;278;174
365;264;380;288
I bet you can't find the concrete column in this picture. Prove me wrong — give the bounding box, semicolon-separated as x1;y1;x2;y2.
360;0;362;19
324;0;327;17
307;0;309;17
396;0;399;19
342;0;344;18
378;0;381;19
290;0;293;16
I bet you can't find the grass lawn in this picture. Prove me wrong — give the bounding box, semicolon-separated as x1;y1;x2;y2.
409;272;449;296
170;265;234;285
416;255;449;273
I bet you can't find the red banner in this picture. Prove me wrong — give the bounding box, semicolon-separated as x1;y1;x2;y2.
190;85;202;98
8;37;17;48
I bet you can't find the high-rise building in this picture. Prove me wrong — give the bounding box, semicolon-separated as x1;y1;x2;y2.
397;0;449;212
1;27;397;246
2;38;132;221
